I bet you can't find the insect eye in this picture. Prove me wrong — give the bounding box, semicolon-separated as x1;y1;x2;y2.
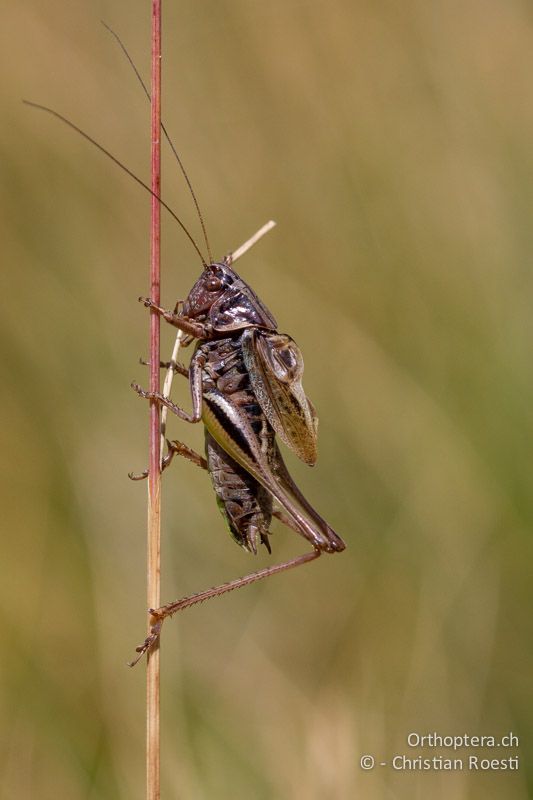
205;276;222;292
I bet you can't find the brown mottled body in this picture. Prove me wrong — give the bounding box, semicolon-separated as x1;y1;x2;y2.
199;334;275;553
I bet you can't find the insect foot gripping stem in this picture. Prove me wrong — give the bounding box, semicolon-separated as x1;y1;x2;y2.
128;610;164;667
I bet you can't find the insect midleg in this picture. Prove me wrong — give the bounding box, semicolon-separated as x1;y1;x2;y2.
130;547;322;665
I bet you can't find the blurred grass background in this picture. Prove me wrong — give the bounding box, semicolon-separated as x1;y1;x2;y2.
1;1;532;798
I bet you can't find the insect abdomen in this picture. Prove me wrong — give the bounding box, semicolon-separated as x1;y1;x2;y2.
205;433;273;554
200;336;275;554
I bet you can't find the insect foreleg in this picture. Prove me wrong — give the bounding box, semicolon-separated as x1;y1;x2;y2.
139;296;207;339
129;547;322;666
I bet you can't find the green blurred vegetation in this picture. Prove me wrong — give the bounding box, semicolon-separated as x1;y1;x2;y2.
1;1;532;798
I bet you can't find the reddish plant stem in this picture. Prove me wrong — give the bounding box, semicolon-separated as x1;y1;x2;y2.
147;1;162;799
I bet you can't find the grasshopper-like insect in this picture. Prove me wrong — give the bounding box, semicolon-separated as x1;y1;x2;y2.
24;25;345;663
129;255;345;659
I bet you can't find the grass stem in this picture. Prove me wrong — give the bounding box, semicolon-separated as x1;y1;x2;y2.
147;1;162;799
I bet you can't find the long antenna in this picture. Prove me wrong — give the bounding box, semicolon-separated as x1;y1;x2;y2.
102;21;213;264
23;100;207;268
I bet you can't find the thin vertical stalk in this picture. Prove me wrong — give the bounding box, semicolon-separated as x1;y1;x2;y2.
147;2;162;800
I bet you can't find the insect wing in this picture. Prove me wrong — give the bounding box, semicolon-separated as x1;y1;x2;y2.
202;389;344;553
242;329;318;465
